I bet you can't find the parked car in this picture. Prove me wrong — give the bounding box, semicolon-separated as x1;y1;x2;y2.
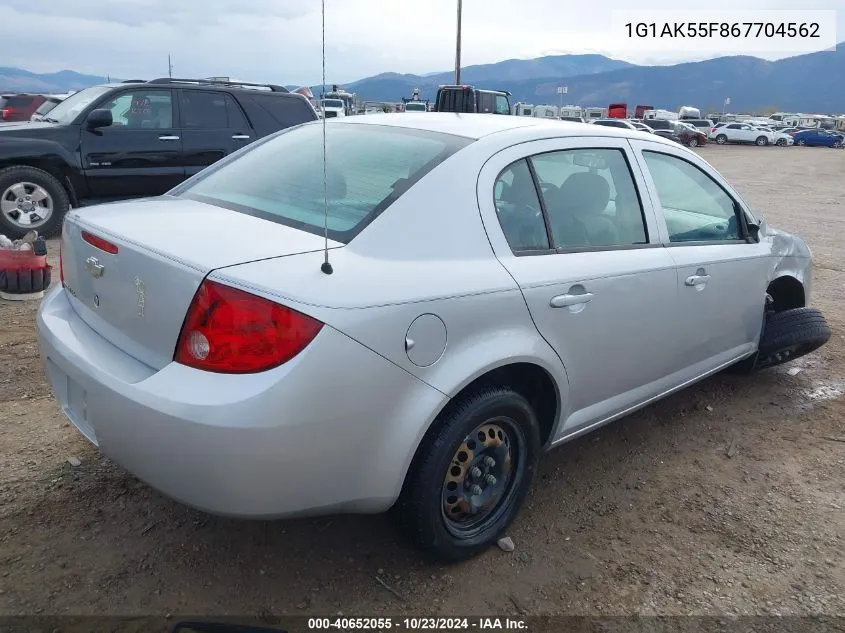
434;85;511;115
629;121;654;133
37;114;829;563
590;118;639;130
0;77;317;239
752;126;794;147
0;93;49;122
792;129;844;148
679;118;714;134
560;116;586;123
29;94;68;122
674;122;708;147
709;122;774;146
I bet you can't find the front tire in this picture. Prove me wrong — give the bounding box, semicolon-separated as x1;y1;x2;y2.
756;136;768;146
688;137;699;147
396;387;541;563
776;138;787;146
0;165;69;239
833;140;842;148
797;139;806;146
755;307;831;370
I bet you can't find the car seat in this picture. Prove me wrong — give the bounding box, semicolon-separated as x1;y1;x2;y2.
549;172;619;247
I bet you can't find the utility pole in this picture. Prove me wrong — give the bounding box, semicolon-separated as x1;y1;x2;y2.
454;0;462;85
168;54;174;78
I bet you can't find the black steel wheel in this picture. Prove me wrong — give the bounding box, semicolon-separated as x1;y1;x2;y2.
396;386;540;563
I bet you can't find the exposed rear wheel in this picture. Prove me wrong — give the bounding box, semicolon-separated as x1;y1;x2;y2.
715;134;727;145
396;387;540;563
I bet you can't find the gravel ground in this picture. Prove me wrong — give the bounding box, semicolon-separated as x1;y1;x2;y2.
0;145;842;622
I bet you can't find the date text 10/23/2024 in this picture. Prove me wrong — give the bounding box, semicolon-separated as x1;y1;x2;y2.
307;617;528;630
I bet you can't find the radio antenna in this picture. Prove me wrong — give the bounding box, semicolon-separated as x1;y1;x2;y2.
319;0;333;275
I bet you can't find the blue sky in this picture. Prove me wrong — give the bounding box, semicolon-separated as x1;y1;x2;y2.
0;0;840;85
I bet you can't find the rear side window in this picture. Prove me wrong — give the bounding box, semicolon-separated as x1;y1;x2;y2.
246;94;315;128
531;149;648;249
177;123;473;243
181;90;228;128
478;92;494;113
494;159;549;252
436;89;473;113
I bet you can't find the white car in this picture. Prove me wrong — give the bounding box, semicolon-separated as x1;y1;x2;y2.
753;126;794;147
709;122;774;146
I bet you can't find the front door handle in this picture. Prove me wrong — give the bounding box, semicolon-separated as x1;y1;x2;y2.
685;274;711;286
231;134;250;140
550;292;594;308
158;135;180;141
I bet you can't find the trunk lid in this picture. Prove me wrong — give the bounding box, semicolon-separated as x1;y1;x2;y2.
61;196;341;370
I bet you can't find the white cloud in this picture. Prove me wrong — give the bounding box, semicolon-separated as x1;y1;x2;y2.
0;0;840;86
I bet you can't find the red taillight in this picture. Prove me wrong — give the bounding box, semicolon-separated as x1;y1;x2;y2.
174;280;323;374
81;230;119;254
0;108;9;120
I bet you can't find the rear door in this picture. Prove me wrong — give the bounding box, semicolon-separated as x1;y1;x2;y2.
478;136;679;436
630;139;771;374
80;88;185;198
180;90;254;177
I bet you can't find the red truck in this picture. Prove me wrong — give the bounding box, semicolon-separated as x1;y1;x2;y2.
607;103;628;119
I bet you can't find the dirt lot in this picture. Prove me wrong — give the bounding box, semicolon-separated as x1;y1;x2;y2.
0;145;843;621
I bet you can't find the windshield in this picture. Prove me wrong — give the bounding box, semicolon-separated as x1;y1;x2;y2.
322;99;344;109
174;123;473;243
41;85;115;123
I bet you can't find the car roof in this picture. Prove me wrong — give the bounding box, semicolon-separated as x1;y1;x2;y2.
336;112;677;144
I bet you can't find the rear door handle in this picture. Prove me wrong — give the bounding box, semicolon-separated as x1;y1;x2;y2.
685;274;711;286
158;135;180;141
231;134;250;140
550;293;594;308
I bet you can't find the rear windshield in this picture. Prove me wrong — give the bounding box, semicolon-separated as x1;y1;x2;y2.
176;122;473;243
33;99;60;115
4;95;35;108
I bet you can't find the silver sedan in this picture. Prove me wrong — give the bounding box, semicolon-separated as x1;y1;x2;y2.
37;114;828;562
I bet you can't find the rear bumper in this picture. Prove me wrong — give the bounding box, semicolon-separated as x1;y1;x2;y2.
36;286;447;518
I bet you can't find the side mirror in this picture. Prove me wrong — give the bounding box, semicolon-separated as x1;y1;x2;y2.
86;108;113;130
746;221;761;243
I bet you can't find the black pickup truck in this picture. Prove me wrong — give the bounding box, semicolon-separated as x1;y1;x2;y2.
0;78;318;238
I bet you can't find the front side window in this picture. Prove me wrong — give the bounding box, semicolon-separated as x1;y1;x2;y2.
642;151;742;243
176;123;472;243
101;90;173;129
531;148;648;249
494;159;549;252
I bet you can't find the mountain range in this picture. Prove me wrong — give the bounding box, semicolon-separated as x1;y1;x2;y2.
2;44;843;113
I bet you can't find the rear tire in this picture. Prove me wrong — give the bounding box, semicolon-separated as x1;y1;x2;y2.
715;134;728;145
395;386;541;563
0;165;69;239
755;307;831;370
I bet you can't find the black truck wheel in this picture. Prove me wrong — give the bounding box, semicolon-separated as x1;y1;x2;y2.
0;165;70;239
755;307;831;370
